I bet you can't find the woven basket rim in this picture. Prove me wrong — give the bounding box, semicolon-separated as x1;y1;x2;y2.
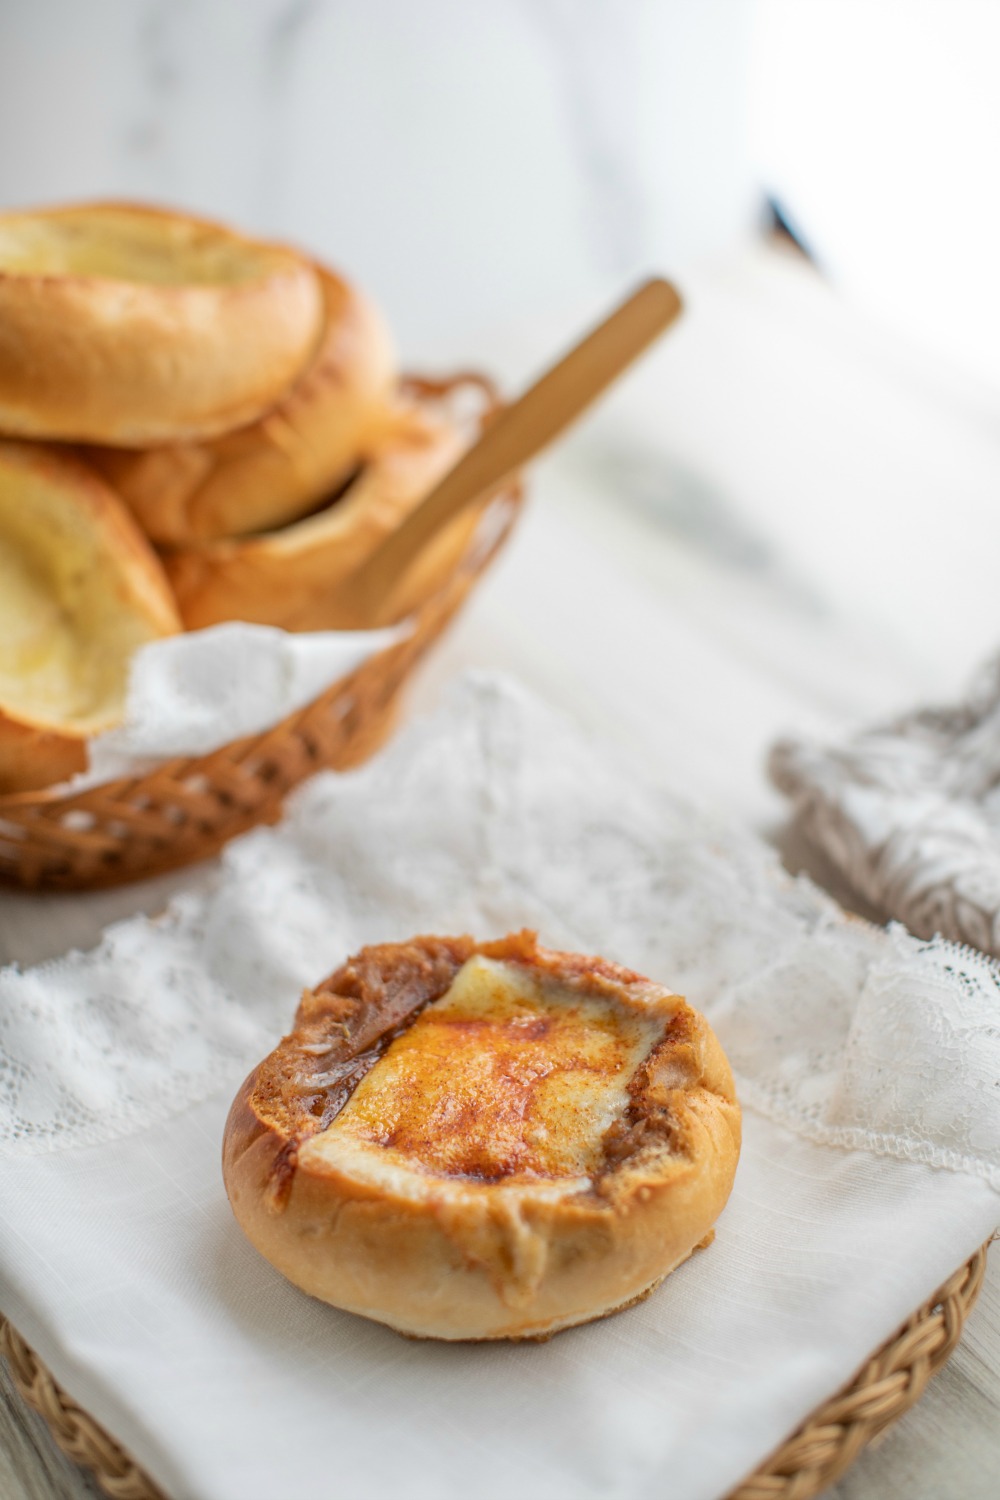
1;1240;990;1500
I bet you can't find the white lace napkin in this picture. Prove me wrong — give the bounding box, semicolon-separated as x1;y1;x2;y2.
70;620;403;790
770;654;1000;958
1;674;998;1500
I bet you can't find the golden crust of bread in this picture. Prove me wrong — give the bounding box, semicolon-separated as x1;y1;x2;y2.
0;439;181;793
222;932;741;1342
162;400;467;631
86;265;396;543
0;201;323;446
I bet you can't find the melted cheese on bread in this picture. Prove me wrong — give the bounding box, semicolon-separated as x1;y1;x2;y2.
302;956;663;1190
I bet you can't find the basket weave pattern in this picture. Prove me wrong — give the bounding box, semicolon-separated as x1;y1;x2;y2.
0;1243;988;1500
0;374;521;891
0;1315;160;1500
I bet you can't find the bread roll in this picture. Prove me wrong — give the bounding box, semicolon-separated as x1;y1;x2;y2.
0;201;322;445
86;265;396;543
0;440;181;792
163;401;467;631
223;931;741;1342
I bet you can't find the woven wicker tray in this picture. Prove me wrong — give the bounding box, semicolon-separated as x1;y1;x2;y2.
0;1242;988;1500
0;373;522;892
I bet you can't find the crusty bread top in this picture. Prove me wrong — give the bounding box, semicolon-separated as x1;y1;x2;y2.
0;201;323;445
85;263;397;544
0;200;302;286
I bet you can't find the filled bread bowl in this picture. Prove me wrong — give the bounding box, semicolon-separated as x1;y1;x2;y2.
223;931;741;1342
87;264;396;543
0;201;323;445
0;440;181;792
162;400;467;631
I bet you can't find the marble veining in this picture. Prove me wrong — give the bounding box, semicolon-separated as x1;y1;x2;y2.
0;0;759;349
532;0;647;277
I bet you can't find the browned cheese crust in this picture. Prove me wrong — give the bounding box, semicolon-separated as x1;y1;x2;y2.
86;264;396;543
223;932;741;1342
0;200;323;445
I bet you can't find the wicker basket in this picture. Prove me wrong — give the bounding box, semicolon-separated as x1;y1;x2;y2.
0;1241;989;1500
0;374;523;892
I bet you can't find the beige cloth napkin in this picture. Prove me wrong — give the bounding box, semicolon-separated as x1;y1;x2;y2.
770;654;1000;957
1;675;998;1500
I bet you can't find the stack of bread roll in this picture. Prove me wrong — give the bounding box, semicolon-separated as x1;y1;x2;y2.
0;201;465;793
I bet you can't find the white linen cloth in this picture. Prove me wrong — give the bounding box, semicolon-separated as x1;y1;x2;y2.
770;653;1000;959
71;621;403;789
1;674;998;1500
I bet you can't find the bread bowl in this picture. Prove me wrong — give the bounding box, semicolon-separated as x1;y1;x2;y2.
0;440;181;792
223;931;741;1342
86;264;396;543
163;400;467;631
0;200;323;445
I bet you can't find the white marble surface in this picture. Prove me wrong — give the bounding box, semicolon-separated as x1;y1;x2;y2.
0;0;759;352
1;243;999;1497
7;0;1000;394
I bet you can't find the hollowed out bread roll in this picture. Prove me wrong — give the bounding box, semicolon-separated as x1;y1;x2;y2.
223;932;741;1342
86;265;396;543
0;440;181;792
0;201;323;445
163;401;467;631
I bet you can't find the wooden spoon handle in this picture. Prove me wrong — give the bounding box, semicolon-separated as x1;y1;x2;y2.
360;277;682;609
